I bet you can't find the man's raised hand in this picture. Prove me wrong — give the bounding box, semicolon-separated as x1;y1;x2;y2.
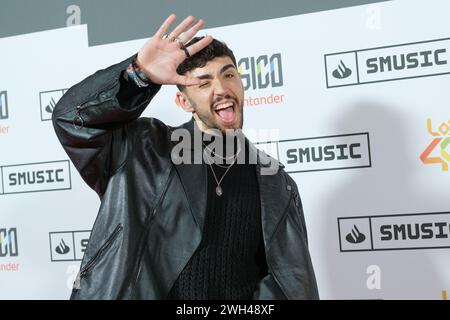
136;14;213;86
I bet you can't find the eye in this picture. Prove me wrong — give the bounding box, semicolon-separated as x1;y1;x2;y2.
225;73;235;79
199;82;210;88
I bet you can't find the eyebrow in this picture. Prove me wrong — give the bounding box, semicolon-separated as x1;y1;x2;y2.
196;64;236;80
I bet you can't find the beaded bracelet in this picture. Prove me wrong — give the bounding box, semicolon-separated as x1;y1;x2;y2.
125;58;151;88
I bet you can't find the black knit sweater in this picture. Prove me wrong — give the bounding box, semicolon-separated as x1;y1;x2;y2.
167;139;267;299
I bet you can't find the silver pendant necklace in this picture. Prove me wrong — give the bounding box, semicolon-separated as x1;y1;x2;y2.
204;153;237;196
202;141;241;196
216;185;223;196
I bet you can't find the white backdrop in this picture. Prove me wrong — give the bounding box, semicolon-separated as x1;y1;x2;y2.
1;0;449;299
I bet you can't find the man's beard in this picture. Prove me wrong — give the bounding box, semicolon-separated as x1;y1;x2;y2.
189;95;244;134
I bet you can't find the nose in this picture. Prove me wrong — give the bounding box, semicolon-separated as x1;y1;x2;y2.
212;78;228;96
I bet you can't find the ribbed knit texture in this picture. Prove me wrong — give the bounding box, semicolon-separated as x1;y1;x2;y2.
168;139;267;300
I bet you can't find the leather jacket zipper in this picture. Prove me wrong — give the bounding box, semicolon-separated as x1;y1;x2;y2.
73;82;117;129
80;223;123;278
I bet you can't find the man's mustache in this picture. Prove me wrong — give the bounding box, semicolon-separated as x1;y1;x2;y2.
210;94;239;109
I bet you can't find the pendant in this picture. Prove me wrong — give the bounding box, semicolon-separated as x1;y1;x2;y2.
215;185;223;196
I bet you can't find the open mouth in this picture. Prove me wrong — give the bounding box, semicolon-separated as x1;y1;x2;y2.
213;100;237;124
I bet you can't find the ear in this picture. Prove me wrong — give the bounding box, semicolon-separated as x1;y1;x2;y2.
175;91;195;113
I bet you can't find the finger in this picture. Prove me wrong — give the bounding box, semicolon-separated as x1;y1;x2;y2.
180;19;205;43
169;16;195;40
154;14;176;38
185;35;213;56
175;75;201;87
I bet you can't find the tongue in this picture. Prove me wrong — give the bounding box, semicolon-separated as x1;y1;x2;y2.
217;107;235;122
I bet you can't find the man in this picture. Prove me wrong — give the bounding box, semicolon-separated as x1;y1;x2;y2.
52;14;319;300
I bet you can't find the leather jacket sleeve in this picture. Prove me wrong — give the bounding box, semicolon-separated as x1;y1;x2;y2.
52;55;161;196
288;174;309;245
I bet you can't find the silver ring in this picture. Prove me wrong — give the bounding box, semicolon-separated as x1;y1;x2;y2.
162;34;169;39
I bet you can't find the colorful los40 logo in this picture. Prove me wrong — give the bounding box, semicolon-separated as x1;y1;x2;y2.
420;118;450;171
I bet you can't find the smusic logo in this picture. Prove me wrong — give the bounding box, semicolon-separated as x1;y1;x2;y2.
256;132;371;173
325;37;450;88
0;160;71;195
338;211;450;252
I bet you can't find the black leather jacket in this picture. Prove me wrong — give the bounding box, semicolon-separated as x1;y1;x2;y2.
52;56;319;300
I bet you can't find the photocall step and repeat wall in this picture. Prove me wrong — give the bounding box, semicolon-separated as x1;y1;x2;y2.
1;0;450;299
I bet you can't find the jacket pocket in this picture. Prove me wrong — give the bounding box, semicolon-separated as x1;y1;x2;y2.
80;223;123;278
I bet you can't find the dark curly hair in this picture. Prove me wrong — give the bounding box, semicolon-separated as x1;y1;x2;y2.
176;37;237;91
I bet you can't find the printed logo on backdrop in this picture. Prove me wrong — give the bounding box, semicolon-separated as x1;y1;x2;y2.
0;160;71;195
346;224;366;244
238;53;285;107
0;91;10;135
420;118;450;171
0;91;8;120
256;132;371;173
325;37;450;88
338;211;450;252
0;228;18;257
39;89;67;121
49;230;90;262
0;228;19;272
332;60;353;79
